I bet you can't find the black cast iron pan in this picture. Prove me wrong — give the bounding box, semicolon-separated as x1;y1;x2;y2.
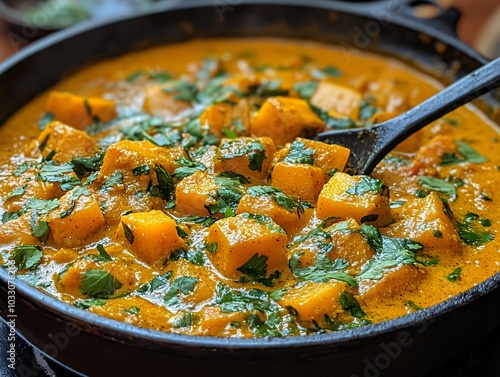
0;1;499;376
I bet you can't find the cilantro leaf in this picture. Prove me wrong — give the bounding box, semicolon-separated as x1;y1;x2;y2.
440;140;488;166
218;139;267;172
346;176;386;195
148;164;175;202
132;165;151;176
247;186;308;214
72;154;104;177
357;225;423;280
32;221;50;243
137;272;173;294
311;65;343;79
12;245;43;270
6;184;28;200
81;269;121;298
339;292;366;318
38;112;55;130
418;176;457;197
173;157;206;180
102;172;123;189
284;140;315;165
456;212;494;246
96;244;112;262
290;255;357;287
241;213;285;234
236;253;280;287
26;198;60;215
164;276;198;307
293;81;318;100
73;298;107;310
122;222;135;244
447;267;462;282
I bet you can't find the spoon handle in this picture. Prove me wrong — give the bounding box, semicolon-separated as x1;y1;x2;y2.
364;57;500;174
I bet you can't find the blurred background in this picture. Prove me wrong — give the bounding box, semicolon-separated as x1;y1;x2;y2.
0;0;499;62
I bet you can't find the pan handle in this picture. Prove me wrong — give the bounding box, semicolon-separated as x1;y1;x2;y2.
397;0;461;38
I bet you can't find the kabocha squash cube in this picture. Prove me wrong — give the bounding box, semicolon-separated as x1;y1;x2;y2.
387;192;462;254
277;138;350;174
270;162;327;202
236;189;312;233
200;100;250;138
117;210;185;265
37;121;99;163
250;97;325;147
0;215;40;246
317;172;392;226
214;137;276;182
46;91;117;130
310;82;362;120
58;259;89;290
359;265;425;302
100;140;186;178
206;213;288;279
144;85;192;120
325;219;375;275
47;190;105;247
175;171;218;216
199;306;247;336
278;281;347;322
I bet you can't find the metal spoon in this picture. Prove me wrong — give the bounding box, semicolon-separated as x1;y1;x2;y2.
314;57;500;175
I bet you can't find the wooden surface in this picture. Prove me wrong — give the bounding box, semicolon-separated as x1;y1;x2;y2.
0;0;499;62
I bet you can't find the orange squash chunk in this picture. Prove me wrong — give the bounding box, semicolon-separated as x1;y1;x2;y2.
279;282;347;322
46;91;117;130
214;137;276;183
250;97;325;147
117;210;185;265
317;172;392;226
47;190;105;247
206;213;287;279
37;121;99;163
175;171;218;216
271;162;327;202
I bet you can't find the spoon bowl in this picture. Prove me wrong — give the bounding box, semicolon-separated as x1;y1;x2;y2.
315;57;500;175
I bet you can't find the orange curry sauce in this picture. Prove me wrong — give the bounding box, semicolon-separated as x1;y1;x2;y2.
1;39;499;337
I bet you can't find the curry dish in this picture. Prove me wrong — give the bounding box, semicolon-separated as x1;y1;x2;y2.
1;39;499;337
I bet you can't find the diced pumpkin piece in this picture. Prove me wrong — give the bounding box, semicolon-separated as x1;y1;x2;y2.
277;138;350;174
279;282;347;322
250;97;325;147
46;91;117;130
199;100;250;138
236;189;312;233
47;190;105;247
117;210;185;265
271;162;327;202
199;306;246;335
206;213;288;279
386;192;462;254
214;137;276;182
175;171;218;216
99;140;186;178
144;85;192;120
37;121;99;163
360;265;425;302
58;259;88;290
53;248;79;264
324;219;375;275
310;82;362;120
317;172;392;226
0;214;40;246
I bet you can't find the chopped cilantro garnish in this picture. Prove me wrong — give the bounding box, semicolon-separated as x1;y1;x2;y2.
346;176;386;195
173;157;206;180
6;184;28;200
96;244;112;262
456;212;494;246
38;112;55;130
122;222;135;244
357;224;423;280
241;213;285;234
32;221;50;243
293;81;318;100
447;267;462;282
440;140;488;166
237;253;280;287
73;298;107;310
339;292;366;318
102;172;123;189
284;140;315;165
218;139;267;172
418;176;456;198
26;198;60;215
290;254;357;287
137;272;173;294
247;186;308;214
81;269;121;298
12;245;43;271
311;65;343;79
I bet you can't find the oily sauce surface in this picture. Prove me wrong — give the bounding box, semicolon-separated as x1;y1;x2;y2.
1;39;499;337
